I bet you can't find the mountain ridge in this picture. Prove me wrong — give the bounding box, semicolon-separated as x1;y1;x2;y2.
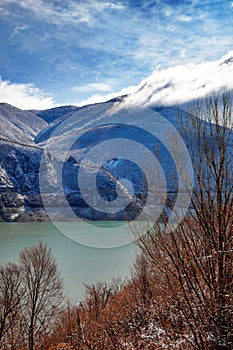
0;91;232;222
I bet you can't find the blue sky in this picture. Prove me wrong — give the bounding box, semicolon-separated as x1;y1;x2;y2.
0;0;232;109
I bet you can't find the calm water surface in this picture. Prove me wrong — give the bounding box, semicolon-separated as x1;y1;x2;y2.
0;222;137;300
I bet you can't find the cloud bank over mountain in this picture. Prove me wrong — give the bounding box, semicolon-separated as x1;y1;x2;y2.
0;52;232;110
80;51;233;107
124;51;233;107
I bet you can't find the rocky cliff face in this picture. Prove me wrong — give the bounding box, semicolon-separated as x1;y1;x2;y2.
0;142;43;221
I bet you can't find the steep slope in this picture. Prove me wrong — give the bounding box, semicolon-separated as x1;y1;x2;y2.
0;103;47;144
0;104;48;221
0;141;49;221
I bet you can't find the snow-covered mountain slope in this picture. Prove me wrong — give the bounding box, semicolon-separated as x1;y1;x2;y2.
29;105;80;123
30;97;125;125
0;100;182;221
35;103;188;154
0;103;47;144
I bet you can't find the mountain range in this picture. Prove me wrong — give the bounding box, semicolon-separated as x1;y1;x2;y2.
0;66;232;222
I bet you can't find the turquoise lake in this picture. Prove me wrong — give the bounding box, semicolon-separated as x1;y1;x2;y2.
0;221;137;301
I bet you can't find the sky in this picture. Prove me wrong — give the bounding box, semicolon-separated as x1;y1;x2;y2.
0;0;232;109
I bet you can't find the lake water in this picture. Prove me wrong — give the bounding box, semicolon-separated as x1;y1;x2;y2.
0;221;137;301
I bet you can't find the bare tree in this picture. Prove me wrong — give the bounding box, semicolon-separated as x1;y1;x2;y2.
0;262;22;348
131;253;153;308
136;92;233;349
19;242;64;350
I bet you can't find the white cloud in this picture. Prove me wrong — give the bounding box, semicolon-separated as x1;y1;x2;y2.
124;51;233;107
177;15;192;22
0;0;125;25
0;78;54;110
94;2;125;11
73;82;113;93
77;52;233;108
77;85;138;106
10;24;29;37
179;48;186;58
